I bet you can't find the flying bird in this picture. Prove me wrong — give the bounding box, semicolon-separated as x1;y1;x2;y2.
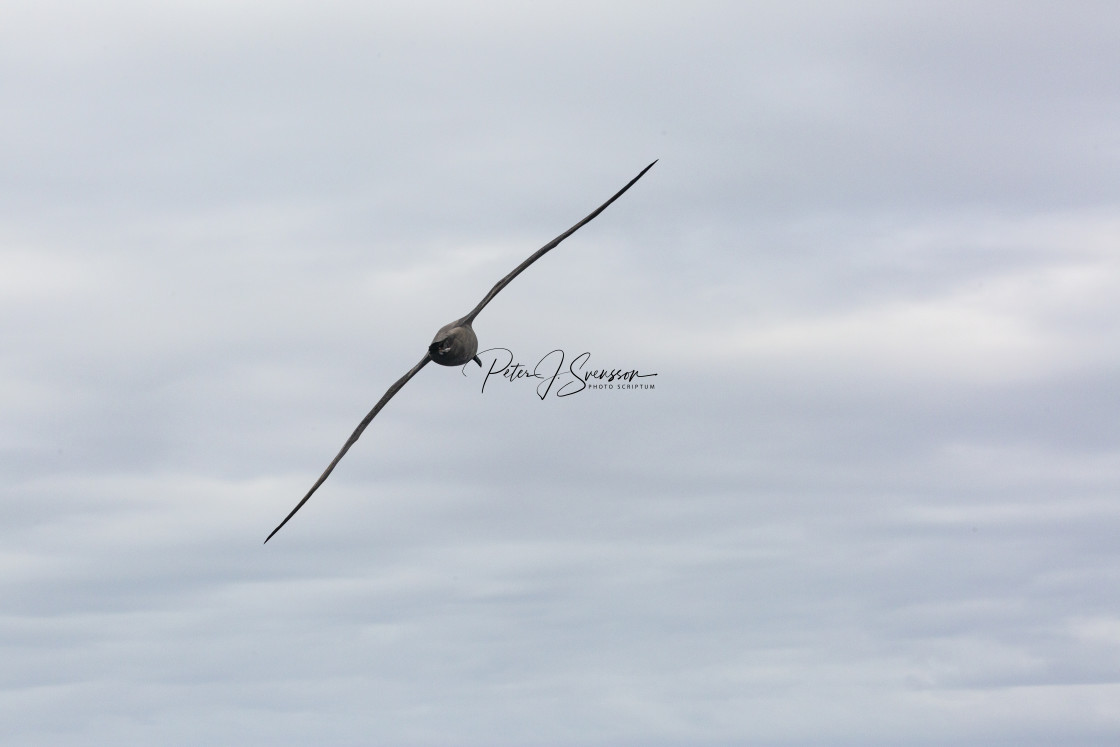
264;160;657;543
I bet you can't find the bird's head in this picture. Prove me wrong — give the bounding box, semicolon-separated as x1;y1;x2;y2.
429;320;481;367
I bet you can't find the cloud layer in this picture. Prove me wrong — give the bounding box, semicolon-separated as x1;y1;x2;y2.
3;2;1119;744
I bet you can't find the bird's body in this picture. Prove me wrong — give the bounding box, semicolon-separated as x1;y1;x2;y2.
428;319;480;367
264;160;657;543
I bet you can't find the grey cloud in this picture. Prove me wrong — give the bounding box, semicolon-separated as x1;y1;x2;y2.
3;2;1119;745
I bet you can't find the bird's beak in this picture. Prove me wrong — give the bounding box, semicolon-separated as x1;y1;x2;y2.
473;355;482;367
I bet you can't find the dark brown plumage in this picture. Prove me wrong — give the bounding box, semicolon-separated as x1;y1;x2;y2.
264;160;657;543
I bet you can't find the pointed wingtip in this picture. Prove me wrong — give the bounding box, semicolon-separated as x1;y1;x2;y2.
634;159;658;182
263;504;299;545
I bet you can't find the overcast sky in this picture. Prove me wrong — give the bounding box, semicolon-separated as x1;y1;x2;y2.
3;2;1119;745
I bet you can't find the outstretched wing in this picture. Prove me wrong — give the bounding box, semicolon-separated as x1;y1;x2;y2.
462;159;657;325
264;353;433;543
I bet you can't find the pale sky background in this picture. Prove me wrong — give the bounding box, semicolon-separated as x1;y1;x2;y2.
3;2;1120;745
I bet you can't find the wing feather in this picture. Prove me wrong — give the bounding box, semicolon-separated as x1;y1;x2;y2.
462;160;657;324
264;353;432;543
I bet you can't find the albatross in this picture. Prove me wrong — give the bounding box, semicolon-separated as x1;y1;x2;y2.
265;160;657;543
